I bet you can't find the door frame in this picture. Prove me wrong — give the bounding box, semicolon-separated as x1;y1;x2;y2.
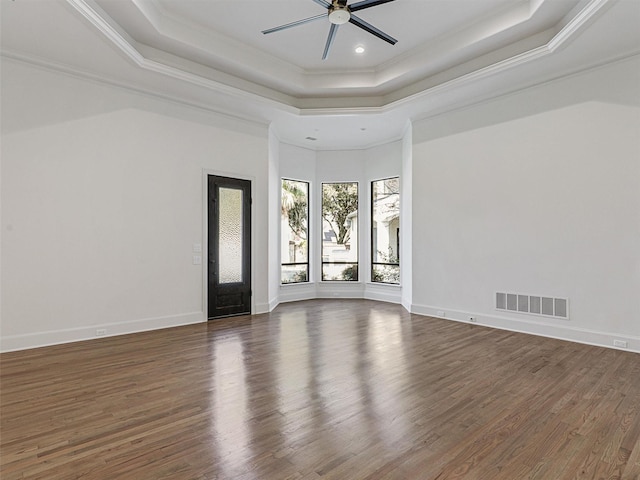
202;169;256;319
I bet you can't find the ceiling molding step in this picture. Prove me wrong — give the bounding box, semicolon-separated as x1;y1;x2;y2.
548;0;610;51
67;0;145;64
409;51;640;133
296;44;552;117
63;0;612;117
129;0;309;85
72;0;612;118
388;0;613;111
65;0;301;115
396;1;612;117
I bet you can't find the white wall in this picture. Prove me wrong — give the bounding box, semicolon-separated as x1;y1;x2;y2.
278;143;317;303
401;124;413;311
364;141;402;180
1;60;269;351
7;52;636;354
411;58;640;352
363;141;403;303
315;149;367;299
267;126;281;311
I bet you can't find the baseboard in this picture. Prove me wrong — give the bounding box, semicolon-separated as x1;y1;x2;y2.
279;283;318;304
5;301;635;354
254;302;273;315
411;303;640;354
279;283;402;303
364;283;402;304
401;298;412;313
267;297;280;313
316;282;366;299
0;311;205;353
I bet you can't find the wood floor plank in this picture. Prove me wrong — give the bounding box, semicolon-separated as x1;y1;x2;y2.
1;299;639;479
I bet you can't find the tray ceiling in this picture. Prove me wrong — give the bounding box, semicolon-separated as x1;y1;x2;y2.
92;0;585;101
2;0;639;149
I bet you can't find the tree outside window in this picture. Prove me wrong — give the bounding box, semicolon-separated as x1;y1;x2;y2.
322;182;358;281
281;179;308;284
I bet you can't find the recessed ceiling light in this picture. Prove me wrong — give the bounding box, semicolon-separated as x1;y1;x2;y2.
355;45;365;54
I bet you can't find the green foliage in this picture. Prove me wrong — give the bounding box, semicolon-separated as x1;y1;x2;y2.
282;268;307;284
322;183;358;245
372;248;400;284
372;265;400;284
377;247;398;264
282;180;307;240
340;265;358;281
375;177;399;196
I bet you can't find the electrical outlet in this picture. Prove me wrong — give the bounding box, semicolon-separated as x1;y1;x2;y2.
468;316;477;323
437;310;445;317
96;329;107;337
613;339;628;349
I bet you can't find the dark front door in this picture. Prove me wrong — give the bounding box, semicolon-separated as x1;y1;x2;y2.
208;175;251;319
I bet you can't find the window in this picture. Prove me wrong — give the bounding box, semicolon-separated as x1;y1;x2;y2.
371;177;400;284
322;182;358;281
281;179;309;284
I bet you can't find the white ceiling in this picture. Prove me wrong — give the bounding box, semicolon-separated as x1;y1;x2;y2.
91;0;585;99
2;0;640;149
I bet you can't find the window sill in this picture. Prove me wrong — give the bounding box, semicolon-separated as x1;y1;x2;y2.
280;281;316;287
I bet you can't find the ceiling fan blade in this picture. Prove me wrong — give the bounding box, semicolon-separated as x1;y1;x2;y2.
349;14;397;45
262;13;326;35
310;0;331;9
322;23;339;60
349;0;396;13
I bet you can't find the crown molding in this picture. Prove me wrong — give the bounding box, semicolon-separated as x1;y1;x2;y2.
65;0;301;114
296;0;612;117
5;0;617;126
63;0;611;114
0;50;272;134
548;0;610;51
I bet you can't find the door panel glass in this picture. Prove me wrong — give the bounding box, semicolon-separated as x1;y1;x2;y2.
218;187;243;284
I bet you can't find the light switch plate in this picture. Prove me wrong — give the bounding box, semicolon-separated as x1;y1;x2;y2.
193;243;202;253
192;255;202;265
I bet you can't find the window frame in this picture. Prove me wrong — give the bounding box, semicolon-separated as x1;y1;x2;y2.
280;178;310;285
321;181;359;282
371;176;400;285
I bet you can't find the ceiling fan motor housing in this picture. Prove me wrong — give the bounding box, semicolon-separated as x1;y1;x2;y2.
329;5;350;25
262;0;398;59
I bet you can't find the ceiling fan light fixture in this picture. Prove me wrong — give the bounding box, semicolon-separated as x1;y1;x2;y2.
262;0;398;59
328;7;350;25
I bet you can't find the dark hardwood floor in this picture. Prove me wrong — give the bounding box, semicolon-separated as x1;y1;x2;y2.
1;299;639;479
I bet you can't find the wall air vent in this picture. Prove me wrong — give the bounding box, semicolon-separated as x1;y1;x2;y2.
496;292;568;319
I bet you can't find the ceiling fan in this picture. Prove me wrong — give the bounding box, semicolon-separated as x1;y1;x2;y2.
262;0;398;60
